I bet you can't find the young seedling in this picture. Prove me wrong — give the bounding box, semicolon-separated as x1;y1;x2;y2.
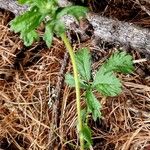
10;0;88;149
10;0;134;149
65;48;134;147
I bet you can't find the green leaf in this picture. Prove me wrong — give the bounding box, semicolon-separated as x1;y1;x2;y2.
81;108;87;123
38;1;58;15
56;6;88;20
82;124;93;146
92;71;122;96
10;6;43;33
33;0;46;6
65;73;75;87
18;0;31;4
20;30;39;46
75;48;91;81
10;6;44;46
43;22;54;48
85;90;101;121
10;7;36;33
65;73;88;89
20;0;46;7
101;51;134;74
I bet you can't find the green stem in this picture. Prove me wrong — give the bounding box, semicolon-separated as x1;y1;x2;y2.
61;33;84;150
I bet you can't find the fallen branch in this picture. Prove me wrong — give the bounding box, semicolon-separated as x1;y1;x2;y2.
0;0;150;56
50;52;69;149
0;0;28;15
87;14;150;56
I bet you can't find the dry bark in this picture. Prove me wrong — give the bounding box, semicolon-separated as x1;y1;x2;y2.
0;0;150;56
87;14;150;56
0;0;28;15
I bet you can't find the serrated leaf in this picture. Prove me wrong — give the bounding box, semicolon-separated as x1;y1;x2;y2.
101;51;134;74
43;22;54;48
82;124;93;146
20;30;39;46
37;1;58;15
56;6;88;20
65;73;88;89
10;6;43;33
10;8;36;33
85;90;101;121
75;48;91;81
92;71;122;96
26;14;43;33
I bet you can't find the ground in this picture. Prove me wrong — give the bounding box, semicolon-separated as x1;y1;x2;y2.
0;0;150;150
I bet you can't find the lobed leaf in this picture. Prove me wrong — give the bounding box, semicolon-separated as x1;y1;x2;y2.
10;7;43;31
75;48;92;81
85;90;101;121
10;6;44;46
43;21;55;48
56;6;88;20
10;7;37;33
20;30;39;46
100;51;134;74
92;71;122;96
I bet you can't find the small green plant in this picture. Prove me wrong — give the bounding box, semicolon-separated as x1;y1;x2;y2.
65;48;134;147
9;0;134;149
10;0;88;149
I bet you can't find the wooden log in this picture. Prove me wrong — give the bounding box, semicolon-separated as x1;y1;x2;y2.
0;0;150;56
87;14;150;56
0;0;28;15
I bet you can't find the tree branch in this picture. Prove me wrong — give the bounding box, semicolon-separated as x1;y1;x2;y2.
87;13;150;56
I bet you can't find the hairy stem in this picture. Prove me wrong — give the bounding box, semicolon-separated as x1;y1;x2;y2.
61;33;84;150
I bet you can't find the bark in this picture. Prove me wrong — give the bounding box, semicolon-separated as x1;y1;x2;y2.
87;14;150;56
0;0;28;15
0;0;150;56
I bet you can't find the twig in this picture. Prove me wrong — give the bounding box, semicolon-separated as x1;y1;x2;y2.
128;107;150;119
133;58;147;63
136;0;150;16
49;52;69;149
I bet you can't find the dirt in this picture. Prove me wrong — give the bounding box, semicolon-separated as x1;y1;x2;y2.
0;0;150;150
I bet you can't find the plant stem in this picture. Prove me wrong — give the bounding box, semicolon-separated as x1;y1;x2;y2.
61;33;84;150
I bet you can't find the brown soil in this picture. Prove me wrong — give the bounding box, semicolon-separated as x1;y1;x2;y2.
0;0;150;150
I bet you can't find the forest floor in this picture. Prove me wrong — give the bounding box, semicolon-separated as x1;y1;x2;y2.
0;0;150;150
